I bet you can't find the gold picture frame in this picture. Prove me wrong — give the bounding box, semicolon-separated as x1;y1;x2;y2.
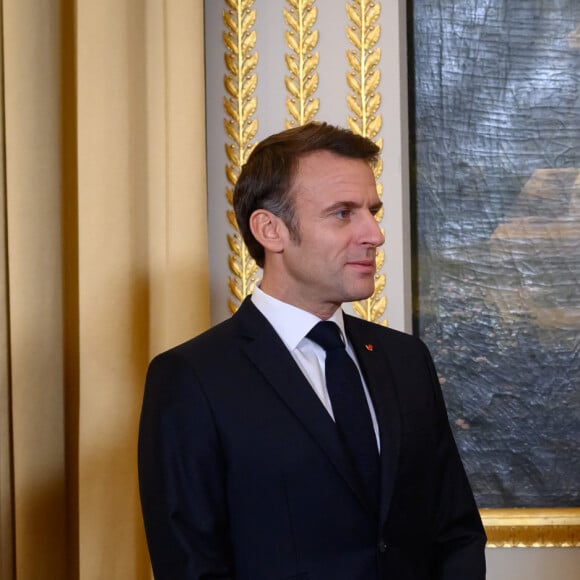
481;508;580;547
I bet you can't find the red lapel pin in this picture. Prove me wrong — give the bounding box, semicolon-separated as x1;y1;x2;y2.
365;344;374;351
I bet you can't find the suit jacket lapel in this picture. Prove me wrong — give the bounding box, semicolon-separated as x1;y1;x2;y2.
345;316;402;527
234;298;373;512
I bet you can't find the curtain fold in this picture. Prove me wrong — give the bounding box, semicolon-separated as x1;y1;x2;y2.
0;6;13;578
0;1;209;578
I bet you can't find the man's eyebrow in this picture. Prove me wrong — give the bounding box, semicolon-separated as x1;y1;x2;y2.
322;200;383;214
323;200;359;213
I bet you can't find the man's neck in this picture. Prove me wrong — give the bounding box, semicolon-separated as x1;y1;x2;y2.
258;279;340;321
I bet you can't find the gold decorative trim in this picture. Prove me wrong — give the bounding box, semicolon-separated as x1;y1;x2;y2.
223;0;260;313
482;508;580;548
345;0;386;326
284;0;320;127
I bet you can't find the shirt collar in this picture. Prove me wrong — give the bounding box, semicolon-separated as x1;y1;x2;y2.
251;284;346;350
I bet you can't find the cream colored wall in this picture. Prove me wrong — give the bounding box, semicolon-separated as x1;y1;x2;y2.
487;548;580;579
206;0;411;330
204;1;580;578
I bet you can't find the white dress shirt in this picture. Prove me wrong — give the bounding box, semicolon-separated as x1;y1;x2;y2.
251;285;380;448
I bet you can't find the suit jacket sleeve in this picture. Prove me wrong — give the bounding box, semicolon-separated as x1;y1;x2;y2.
138;350;234;579
422;341;487;579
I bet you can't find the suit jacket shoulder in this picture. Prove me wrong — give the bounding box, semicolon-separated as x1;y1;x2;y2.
150;297;269;365
344;313;427;352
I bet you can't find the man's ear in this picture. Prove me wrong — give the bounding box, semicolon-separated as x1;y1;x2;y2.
249;209;287;254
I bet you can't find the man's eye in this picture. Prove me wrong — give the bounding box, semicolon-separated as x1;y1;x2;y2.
337;209;351;219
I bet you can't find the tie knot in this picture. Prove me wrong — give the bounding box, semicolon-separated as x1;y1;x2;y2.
307;321;344;352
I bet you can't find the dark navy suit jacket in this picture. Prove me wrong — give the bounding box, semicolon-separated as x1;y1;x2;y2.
138;297;486;579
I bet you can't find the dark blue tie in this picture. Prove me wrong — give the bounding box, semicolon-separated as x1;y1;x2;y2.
307;321;379;506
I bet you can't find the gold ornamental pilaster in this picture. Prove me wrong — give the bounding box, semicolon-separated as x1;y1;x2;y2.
223;0;260;313
284;0;320;127
346;0;386;325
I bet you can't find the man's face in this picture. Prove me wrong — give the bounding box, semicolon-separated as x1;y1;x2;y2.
272;150;384;318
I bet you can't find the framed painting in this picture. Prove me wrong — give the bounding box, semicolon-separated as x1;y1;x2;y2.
408;0;580;546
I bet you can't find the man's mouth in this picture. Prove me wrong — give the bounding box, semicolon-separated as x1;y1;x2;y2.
347;259;376;273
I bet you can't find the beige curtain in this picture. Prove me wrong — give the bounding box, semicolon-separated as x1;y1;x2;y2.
0;1;210;578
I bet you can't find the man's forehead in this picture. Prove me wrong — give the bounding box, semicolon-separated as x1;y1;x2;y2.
293;152;374;186
294;151;375;182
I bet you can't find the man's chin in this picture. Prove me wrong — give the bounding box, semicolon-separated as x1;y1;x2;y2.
347;286;376;303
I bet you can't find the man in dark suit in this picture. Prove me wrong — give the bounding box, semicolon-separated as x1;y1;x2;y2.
138;122;486;579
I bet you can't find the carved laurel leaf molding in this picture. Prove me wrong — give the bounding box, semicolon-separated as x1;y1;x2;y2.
284;0;320;127
346;0;387;325
223;0;260;313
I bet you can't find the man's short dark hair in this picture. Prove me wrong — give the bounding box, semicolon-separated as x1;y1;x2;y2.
233;122;381;268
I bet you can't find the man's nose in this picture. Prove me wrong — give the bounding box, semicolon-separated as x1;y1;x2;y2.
364;211;385;247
